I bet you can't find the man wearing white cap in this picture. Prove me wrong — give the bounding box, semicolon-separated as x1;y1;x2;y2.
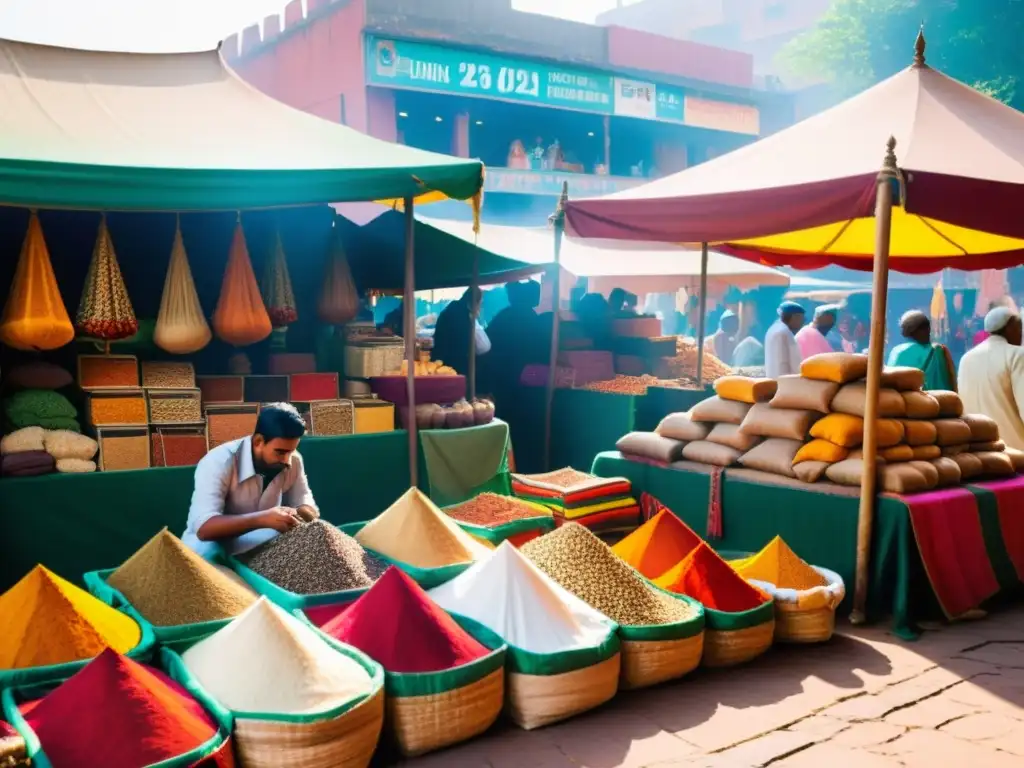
796;304;840;360
958;307;1024;451
765;301;805;379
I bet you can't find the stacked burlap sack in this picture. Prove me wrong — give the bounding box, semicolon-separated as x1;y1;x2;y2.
0;426;98;477
628;352;1024;492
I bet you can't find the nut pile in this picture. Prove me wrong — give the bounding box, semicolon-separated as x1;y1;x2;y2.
148;393;202;424
522;523;694;626
664;340;734;382
240;520;387;594
446;493;548;526
311;400;354;436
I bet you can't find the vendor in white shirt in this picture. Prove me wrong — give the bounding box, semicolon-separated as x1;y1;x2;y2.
183;402;318;558
765;301;806;379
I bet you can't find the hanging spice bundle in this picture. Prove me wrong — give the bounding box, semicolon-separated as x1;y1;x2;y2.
262;229;298;328
154;218;212;355
0;212;75;351
317;228;359;325
76;215;138;342
212;218;272;347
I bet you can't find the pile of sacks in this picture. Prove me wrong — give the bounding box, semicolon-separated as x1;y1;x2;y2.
0;426;99;478
620;352;1023;494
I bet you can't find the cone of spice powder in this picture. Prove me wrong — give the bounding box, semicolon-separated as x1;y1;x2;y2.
0;566;141;670
19;649;222;768
612;510;703;581
655;543;768;613
107;529;255;627
731;537;828;591
322;567;489;673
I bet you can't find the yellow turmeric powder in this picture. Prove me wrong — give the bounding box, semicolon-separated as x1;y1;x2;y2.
731;537;827;591
0;565;142;670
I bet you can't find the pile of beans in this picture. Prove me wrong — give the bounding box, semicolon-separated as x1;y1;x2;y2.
142;362;194;389
445;493;548;526
240;520;387;594
583;375;682;396
522;523;694;626
148;393;202;424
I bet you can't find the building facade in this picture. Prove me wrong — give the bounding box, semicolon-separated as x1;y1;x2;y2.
225;0;796;222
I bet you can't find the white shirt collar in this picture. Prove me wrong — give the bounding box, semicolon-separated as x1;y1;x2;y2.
236;436;256;483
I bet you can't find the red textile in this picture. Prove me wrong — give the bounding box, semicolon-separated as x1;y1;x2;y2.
903;488;1000;619
322;567;489;673
720;243;1024;274
512;479;632;504
554;505;640;531
973;476;1024;581
22;649;223;768
707;467;724;540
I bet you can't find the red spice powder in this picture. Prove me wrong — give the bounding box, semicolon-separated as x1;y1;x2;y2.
321;567;489;673
22;649;225;768
289;372;339;402
655;543;767;613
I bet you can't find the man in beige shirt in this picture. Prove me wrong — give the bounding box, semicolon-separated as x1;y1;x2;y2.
958;307;1024;451
183;402;319;557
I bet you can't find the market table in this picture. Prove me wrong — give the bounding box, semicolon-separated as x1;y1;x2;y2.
0;423;509;593
592;451;1022;637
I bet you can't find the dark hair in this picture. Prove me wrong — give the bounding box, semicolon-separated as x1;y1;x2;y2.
254;403;306;442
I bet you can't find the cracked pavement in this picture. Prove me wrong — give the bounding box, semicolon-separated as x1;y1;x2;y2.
392;605;1024;767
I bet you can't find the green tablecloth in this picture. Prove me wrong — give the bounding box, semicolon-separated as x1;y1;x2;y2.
0;427;507;592
591;451;940;637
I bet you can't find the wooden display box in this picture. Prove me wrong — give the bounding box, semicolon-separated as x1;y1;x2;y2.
353;398;395;434
86;388;148;427
197;375;245;404
243;375;291;404
141;361;196;389
146;388;203;425
150;423;209;467
205;403;259;450
77;354;139;390
96;426;151;472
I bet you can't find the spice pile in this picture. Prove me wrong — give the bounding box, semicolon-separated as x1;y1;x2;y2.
20;649;219;768
512;468;639;534
731;537;828;591
522;524;694;626
656;543;768;613
356;487;491;569
665;339;734;383
107;529;255;626
0;565;141;670
239;520;387;594
182;598;373;715
429;542;613;654
613;509;703;581
583;375;685;396
322;567;489;673
445;493;551;527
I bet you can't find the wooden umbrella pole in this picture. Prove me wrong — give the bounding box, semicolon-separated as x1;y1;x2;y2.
543;182;569;471
403;197;419;488
852;137;899;624
468;250;480;401
695;242;709;388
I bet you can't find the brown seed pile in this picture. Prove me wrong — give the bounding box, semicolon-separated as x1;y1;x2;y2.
148;392;202;424
525;467;597;488
583;375;684;396
522;523;694;626
239;520;387;594
142;362;195;388
311;400;354;436
108;529;255;626
445;493;548;526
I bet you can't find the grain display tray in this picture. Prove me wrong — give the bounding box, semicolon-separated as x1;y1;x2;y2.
96;426;151;472
151;424;208;467
205;403;259;450
77;354;139;390
147;389;203;425
141;361;196;389
197;375;245;404
310;399;355;436
290;372;339;402
353;399;395;434
268;353;317;375
86;388;147;427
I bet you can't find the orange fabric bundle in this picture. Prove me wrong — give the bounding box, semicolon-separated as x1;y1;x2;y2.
262;230;297;328
318;230;359;325
0;212;75;351
612;509;703;581
656;542;767;612
76;216;138;342
154;220;212;355
212;221;272;347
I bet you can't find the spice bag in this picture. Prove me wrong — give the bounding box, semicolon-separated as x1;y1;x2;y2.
0;212;75;351
341;522;481;590
318;231;359;326
262;231;298;328
737;568;845;644
701;601;776;668
76;216;138;342
212;222;272;347
372;615;506;758
1;647;235;768
616;588;705;690
176;634;384;768
155;222;213;355
503;628;621;731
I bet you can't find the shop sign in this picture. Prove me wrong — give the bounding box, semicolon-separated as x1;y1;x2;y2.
613;78;685;123
485;169;646;197
683;96;760;135
366;36;615;113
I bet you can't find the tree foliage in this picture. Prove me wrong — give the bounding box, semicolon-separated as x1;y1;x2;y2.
781;0;1024;107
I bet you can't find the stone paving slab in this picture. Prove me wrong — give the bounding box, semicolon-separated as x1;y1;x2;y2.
394;606;1024;767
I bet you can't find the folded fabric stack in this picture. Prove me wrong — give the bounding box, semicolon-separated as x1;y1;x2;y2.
511;467;639;534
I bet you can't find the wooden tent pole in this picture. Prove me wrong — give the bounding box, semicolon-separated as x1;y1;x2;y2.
543;182;569;471
852;137;899;624
695;242;709;388
404;197;419;488
468;250;480;401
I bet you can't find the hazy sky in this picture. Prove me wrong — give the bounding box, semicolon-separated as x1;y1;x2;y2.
0;0;622;51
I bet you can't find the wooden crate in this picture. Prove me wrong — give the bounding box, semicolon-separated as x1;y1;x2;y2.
205;404;259;450
86;388;147;427
151;424;209;467
147;388;203;425
96;426;151;472
141;361;196;389
77;354;139;390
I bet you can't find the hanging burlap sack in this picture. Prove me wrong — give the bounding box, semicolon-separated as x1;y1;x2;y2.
318;230;358;325
76;215;138;342
213;220;272;347
154;220;212;354
262;230;298;328
0;212;75;351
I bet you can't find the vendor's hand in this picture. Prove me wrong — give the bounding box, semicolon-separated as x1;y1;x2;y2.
259;508;302;533
296;505;319;522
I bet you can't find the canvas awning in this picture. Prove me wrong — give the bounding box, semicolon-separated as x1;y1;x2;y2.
564;39;1024;272
0;38;483;211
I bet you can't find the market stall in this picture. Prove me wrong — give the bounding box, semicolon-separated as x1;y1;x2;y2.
562;31;1024;623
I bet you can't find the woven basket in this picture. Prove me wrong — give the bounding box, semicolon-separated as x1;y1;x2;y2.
701;600;776;669
234;687;384;768
506;652;621;731
749;567;845;644
389;667;504;757
620;633;704;690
